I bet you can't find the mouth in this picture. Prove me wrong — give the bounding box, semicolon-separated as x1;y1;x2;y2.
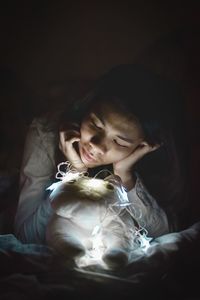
81;146;97;163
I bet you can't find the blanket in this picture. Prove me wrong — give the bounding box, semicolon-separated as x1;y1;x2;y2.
0;222;200;299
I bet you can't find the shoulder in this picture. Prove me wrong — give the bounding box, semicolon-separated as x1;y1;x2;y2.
24;111;64;165
31;110;62;131
29;110;65;142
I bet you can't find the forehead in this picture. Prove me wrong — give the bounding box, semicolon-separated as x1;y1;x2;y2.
90;101;143;136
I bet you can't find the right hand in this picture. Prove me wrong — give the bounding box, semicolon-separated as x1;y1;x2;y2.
59;123;87;172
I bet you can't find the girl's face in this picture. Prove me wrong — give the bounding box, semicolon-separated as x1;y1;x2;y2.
78;101;145;168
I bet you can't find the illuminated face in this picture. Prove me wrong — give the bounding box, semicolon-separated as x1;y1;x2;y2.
78;101;145;168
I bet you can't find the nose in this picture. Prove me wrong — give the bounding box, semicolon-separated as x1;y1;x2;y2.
89;135;107;155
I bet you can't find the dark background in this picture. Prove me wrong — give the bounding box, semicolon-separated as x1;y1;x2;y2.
0;2;200;298
0;1;199;82
0;0;200;228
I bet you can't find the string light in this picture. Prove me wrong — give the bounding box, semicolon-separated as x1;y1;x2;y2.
47;161;152;269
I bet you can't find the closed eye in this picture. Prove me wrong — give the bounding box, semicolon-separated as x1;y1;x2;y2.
113;139;128;148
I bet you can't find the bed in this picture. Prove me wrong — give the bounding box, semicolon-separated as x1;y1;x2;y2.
0;171;200;300
0;77;199;300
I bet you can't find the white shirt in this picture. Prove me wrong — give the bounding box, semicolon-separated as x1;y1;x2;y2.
14;115;169;244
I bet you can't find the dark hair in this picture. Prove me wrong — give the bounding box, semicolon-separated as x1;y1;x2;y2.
62;64;180;141
59;64;189;230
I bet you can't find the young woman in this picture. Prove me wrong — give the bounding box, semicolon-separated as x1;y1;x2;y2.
14;64;188;244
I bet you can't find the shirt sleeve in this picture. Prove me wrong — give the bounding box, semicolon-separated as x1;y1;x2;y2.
127;173;169;238
14;119;56;244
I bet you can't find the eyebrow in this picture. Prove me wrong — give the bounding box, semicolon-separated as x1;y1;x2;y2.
116;135;134;143
93;113;134;144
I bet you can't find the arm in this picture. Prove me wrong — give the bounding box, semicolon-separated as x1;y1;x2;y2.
112;142;169;237
127;174;169;238
14;118;57;244
113;143;160;191
59;123;87;172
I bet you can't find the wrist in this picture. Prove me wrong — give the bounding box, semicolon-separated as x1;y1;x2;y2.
114;170;136;191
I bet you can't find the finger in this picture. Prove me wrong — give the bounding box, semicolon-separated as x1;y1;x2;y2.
141;141;161;153
59;131;80;155
127;144;154;164
65;143;87;172
70;136;81;144
59;132;67;154
150;144;161;152
59;142;87;172
60;129;80;142
135;143;162;162
59;131;66;145
59;131;87;172
66;142;81;161
59;137;79;160
137;144;155;157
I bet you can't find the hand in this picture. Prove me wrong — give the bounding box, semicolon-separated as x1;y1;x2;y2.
59;123;87;172
113;142;160;190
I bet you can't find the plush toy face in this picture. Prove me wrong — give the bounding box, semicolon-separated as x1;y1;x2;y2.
49;177;117;217
46;173;146;270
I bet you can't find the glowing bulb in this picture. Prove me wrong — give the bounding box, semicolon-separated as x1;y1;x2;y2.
84;178;104;189
75;225;108;269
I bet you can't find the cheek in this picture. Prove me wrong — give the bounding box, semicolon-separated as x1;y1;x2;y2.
106;148;133;163
110;142;141;162
80;123;93;141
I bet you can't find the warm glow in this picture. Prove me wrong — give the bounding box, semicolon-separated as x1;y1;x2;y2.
47;161;152;269
75;225;108;269
84;178;105;189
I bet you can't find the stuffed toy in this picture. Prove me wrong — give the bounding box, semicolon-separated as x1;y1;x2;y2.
46;162;150;270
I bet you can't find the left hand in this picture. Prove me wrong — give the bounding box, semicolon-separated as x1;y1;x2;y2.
59;123;87;172
113;142;160;189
